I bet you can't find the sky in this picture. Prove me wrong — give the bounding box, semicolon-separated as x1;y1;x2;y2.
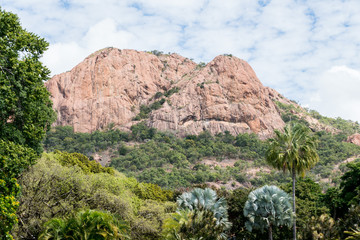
1;0;360;123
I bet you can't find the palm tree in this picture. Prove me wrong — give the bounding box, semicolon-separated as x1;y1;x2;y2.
165;188;231;239
177;188;230;228
243;185;293;240
345;227;360;240
163;209;228;240
265;123;319;240
39;218;69;240
39;209;129;240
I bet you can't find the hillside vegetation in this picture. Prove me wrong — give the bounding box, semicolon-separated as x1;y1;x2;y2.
44;116;360;190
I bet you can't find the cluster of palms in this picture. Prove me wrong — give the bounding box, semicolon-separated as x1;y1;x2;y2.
165;120;321;240
167;120;320;240
239;122;319;240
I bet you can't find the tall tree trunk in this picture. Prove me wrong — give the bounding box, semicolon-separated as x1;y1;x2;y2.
292;170;296;240
269;224;273;240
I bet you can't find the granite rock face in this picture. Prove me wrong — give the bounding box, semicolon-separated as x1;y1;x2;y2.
347;133;360;146
46;48;286;138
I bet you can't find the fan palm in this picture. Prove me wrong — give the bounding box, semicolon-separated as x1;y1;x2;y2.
243;185;293;240
265;123;319;240
167;188;231;239
177;188;230;228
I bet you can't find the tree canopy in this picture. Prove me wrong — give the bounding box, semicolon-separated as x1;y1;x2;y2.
0;7;55;239
266;123;319;177
0;7;55;152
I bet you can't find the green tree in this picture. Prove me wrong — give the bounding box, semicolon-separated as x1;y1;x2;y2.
227;187;258;239
39;209;129;240
13;153;175;239
0;7;55;239
165;188;231;239
323;187;342;219
340;161;360;208
308;214;339;240
243;185;293;240
0;8;55;153
266;123;319;240
282;177;331;239
0;141;37;239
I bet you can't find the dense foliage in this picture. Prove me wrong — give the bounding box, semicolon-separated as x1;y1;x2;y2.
163;209;227;240
0;8;55;153
0;141;37;238
53;150;115;174
44;124;284;188
282;178;334;239
12;152;176;239
0;7;55;239
44;122;360;191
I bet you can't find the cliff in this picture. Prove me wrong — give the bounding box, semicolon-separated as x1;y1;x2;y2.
45;48;288;138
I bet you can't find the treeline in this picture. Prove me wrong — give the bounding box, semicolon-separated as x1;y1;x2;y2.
44;122;360;189
44;123;285;188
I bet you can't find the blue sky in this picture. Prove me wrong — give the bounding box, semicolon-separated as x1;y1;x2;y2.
1;0;360;122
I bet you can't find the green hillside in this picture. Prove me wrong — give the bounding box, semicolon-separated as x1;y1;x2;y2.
44;116;360;190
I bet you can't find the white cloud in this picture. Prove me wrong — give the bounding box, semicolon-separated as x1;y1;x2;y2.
2;0;360;122
307;66;360;121
43;41;87;75
83;18;135;51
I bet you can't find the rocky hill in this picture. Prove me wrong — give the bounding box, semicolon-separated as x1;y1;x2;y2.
46;48;298;138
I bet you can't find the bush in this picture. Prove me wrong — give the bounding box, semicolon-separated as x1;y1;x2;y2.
54;150;114;174
39;209;129;240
